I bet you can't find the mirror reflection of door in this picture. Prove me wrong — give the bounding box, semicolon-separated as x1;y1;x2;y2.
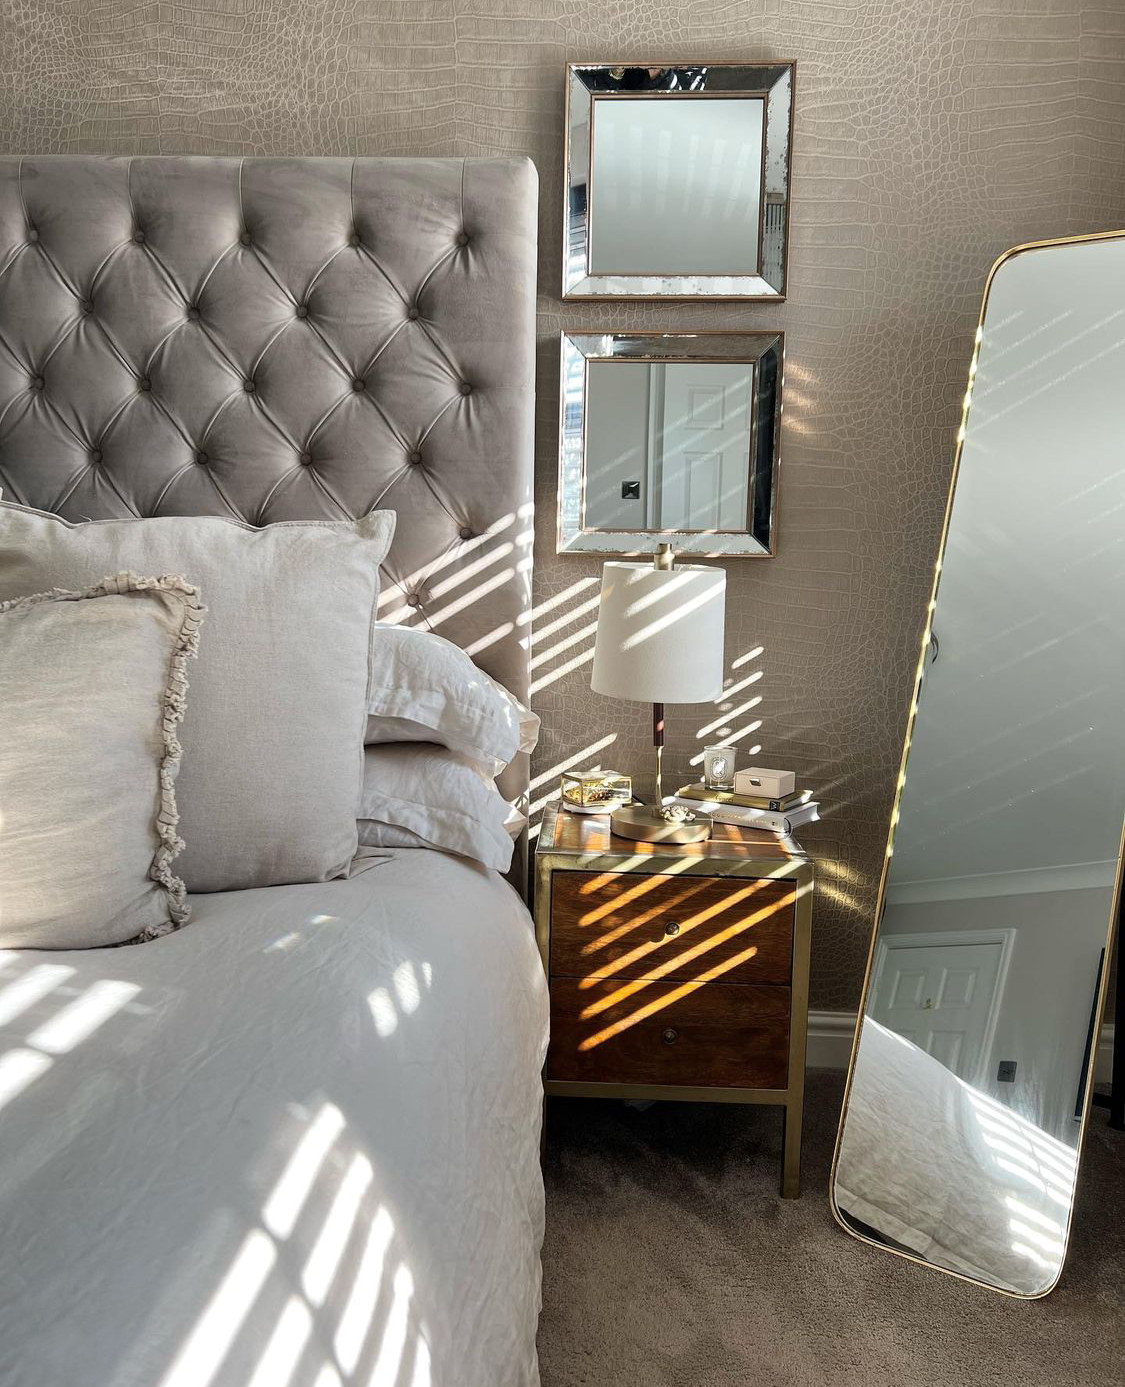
583;361;754;533
869;933;1010;1085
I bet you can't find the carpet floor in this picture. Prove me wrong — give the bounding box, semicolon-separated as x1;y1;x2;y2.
538;1072;1124;1387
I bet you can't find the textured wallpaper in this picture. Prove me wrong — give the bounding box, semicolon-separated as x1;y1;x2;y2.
4;1;1124;1008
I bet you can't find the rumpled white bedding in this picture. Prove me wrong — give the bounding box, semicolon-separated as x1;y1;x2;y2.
835;1019;1076;1294
0;850;549;1387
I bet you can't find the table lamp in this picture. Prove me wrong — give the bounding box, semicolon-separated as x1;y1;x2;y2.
591;544;727;843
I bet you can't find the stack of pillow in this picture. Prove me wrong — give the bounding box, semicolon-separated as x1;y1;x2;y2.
0;502;538;952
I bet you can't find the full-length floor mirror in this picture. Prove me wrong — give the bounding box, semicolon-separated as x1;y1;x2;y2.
831;230;1125;1297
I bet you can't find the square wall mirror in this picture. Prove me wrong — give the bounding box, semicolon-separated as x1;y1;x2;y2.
558;331;783;557
563;62;795;300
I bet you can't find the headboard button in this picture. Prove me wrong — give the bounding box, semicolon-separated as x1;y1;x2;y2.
459;527;474;541
406;592;424;609
407;306;419;321
349;231;361;247
196;450;209;465
139;377;151;392
298;451;312;466
90;448;102;465
30;375;44;391
408;450;422;465
459;381;473;396
186;305;200;321
80;299;93;314
456;232;469;247
133;229;145;244
239;231;252;247
295;304;309;319
352;378;365;393
243;379;256;393
27;227;38;242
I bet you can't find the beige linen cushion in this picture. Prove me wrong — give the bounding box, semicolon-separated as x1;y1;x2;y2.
0;504;395;892
0;574;204;949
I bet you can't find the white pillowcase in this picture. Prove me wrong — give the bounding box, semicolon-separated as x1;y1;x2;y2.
358;744;525;873
0;502;395;892
366;626;538;775
0;574;204;949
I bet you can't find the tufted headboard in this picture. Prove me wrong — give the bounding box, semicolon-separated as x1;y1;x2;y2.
0;155;537;807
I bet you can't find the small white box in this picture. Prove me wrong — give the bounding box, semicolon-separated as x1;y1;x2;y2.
734;767;795;797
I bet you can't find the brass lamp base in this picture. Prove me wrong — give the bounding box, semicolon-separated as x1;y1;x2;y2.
609;804;711;844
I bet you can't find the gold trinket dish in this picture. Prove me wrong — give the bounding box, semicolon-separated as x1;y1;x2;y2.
560;770;632;814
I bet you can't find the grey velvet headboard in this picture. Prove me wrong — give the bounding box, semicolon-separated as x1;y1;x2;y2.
0;155;537;805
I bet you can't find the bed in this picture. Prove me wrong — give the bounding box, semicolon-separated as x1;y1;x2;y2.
0;156;544;1387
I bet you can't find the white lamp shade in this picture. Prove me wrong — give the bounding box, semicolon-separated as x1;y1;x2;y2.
591;561;726;704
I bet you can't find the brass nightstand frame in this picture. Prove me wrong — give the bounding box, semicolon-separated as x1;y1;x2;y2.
534;803;814;1197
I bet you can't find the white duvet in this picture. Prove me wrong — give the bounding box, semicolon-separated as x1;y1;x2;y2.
0;850;549;1387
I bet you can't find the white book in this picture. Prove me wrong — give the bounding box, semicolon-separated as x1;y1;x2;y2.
667;796;820;836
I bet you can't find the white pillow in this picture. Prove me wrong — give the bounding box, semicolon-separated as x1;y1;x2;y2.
0;502;395;892
365;626;538;775
0;574;204;949
358;744;525;872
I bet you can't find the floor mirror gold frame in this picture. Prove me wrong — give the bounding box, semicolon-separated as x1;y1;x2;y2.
829;227;1125;1299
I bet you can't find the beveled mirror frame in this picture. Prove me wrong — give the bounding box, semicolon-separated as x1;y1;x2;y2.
562;62;795;300
558;330;783;557
829;228;1125;1299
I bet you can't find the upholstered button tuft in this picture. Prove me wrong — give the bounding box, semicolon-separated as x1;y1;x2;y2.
239;231;252;246
456;232;469;247
299;451;312;466
408;450;422;465
352;378;365;393
459;381;473;396
30;375;44;391
133;229;145;244
406;592;423;608
243;379;256;393
80;299;93;314
295;304;309;319
27;227;38;242
139;377;151;392
196;450;209;465
407;306;419;321
186;305;200;321
90;448;102;464
459;526;474;541
349;230;360;247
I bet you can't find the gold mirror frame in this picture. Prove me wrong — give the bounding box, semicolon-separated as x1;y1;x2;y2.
829;227;1125;1299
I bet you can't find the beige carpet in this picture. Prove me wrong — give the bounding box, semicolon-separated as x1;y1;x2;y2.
538;1072;1124;1387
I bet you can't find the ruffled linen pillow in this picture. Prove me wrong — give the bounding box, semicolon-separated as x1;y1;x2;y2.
0;573;204;949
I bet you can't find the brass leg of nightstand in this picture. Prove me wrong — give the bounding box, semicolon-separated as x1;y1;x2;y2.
780;1100;802;1198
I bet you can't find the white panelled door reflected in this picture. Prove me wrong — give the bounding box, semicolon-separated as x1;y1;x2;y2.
869;939;1005;1083
656;363;754;531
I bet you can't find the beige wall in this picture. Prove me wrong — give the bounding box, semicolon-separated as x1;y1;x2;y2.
4;1;1124;1008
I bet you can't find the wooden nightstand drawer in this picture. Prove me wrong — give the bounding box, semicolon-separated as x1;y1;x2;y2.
550;870;794;986
547;977;791;1089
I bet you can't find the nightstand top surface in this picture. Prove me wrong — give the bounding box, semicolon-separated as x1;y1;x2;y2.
536;801;808;871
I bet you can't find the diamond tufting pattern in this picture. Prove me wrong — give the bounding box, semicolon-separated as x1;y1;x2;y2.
0;154;537;801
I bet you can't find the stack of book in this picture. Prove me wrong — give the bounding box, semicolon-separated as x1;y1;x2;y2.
670;783;819;836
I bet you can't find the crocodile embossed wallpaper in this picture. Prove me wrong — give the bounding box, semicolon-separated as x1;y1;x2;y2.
3;1;1124;1008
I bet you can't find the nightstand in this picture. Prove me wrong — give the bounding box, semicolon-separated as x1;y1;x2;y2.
534;800;813;1197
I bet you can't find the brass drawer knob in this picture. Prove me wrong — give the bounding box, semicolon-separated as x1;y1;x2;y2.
664;921;681;937
661;1027;679;1045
